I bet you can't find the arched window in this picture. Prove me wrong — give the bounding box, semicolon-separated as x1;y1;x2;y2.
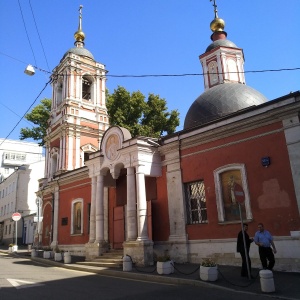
56;80;63;106
227;59;239;82
81;143;98;166
214;164;252;222
208;61;218;85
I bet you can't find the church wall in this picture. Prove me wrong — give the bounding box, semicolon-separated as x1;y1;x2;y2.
57;177;91;245
152;167;170;241
80;135;99;148
180;121;299;240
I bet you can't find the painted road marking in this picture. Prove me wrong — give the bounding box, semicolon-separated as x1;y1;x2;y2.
7;279;44;289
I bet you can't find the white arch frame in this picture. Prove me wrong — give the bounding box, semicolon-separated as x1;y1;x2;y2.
71;198;84;235
214;163;252;222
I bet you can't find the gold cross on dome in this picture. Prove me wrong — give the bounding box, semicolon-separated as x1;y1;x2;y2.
210;0;219;18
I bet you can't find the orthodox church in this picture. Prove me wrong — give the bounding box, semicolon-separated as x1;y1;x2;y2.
38;4;300;271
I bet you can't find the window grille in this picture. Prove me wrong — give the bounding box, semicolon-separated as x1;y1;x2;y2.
185;180;207;224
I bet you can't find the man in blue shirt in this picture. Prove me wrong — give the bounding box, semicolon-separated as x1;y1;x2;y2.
254;223;277;270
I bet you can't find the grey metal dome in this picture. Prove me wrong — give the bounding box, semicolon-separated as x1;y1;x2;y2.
184;83;268;129
62;47;94;60
206;39;238;52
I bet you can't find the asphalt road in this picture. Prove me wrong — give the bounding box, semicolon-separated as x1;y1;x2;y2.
0;253;278;300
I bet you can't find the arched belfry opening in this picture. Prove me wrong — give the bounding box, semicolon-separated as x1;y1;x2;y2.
82;74;93;101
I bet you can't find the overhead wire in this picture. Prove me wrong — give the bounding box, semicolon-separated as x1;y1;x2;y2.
0;102;34;128
17;0;37;67
1;51;300;78
0;79;52;147
28;0;51;72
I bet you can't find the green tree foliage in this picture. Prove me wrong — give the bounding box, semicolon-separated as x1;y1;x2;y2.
106;86;179;137
20;98;51;146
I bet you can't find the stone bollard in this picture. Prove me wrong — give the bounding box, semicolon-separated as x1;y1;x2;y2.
123;255;132;272
259;270;275;293
64;252;72;264
31;249;38;258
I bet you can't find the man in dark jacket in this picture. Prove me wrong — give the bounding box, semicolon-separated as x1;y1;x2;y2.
237;223;253;277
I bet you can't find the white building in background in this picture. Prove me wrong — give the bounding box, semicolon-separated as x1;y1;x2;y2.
0;139;43;183
0;139;45;246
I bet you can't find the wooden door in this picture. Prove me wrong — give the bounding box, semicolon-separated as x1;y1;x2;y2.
113;206;124;249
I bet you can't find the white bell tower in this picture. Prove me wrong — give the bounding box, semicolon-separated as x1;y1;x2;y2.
200;0;246;90
44;6;109;179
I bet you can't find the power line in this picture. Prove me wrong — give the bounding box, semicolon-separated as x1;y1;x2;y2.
28;0;51;72
0;102;34;128
0;80;52;147
18;0;37;67
104;67;300;78
1;51;300;78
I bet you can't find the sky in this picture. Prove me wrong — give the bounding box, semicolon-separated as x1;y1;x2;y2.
0;0;299;143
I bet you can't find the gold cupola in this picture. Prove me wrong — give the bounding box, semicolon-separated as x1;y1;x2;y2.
209;0;227;40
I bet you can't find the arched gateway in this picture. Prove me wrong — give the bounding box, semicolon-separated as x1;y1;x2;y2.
85;126;161;265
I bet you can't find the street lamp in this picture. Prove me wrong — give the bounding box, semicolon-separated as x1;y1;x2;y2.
24;64;35;76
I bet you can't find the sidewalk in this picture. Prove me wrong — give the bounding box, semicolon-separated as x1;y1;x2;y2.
1;246;299;300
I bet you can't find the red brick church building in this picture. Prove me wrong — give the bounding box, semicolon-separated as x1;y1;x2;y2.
38;5;300;271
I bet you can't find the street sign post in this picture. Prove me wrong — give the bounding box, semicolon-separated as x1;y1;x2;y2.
234;184;251;280
12;212;21;249
233;183;245;204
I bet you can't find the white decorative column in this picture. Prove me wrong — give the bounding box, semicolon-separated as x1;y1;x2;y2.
75;133;80;168
45;143;49;178
136;166;149;241
95;174;104;242
123;165;153;266
162;142;188;263
126;167;137;241
89;176;96;243
59;136;63;170
67;133;73;170
283;116;300;214
62;132;66;170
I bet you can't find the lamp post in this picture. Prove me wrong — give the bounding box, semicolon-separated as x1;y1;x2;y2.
36;197;42;249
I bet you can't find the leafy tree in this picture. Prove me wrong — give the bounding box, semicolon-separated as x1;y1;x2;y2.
106;86;179;137
20;98;51;146
19;87;179;146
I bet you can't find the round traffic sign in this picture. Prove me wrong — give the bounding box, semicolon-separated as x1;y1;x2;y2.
12;212;21;221
233;184;245;204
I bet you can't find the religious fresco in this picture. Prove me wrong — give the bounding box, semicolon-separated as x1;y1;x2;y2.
105;134;120;161
220;170;246;221
73;202;82;234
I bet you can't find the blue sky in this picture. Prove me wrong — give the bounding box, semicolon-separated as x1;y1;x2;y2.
0;0;299;142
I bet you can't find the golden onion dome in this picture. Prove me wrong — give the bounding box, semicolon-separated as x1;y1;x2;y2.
74;30;85;42
74;5;85;43
210;17;225;32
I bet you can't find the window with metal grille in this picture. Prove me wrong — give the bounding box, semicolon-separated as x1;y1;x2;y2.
185;180;207;224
